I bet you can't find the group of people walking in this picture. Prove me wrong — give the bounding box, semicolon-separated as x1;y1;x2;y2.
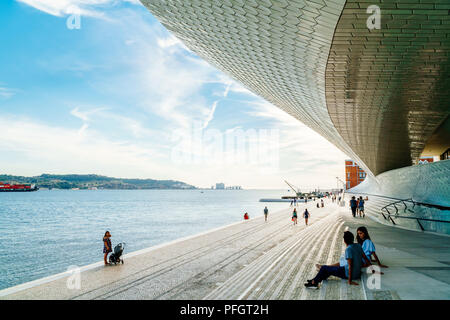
259;194;366;227
316;199;324;208
350;196;366;218
331;194;343;204
270;196;336;226
290;198;298;206
291;208;310;226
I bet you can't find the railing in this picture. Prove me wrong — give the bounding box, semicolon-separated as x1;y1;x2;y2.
380;198;450;231
347;192;450;232
349;192;450;211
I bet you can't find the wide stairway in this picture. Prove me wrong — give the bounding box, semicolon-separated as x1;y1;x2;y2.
2;198;449;300
204;210;366;300
1;200;366;300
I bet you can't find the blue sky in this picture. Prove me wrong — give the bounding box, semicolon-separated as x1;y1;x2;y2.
0;0;347;189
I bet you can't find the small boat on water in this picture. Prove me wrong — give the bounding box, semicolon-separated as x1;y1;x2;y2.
0;182;39;192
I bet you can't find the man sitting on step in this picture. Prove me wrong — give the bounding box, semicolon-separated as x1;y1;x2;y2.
304;231;371;289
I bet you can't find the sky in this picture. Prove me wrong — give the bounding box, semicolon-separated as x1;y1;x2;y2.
0;0;348;190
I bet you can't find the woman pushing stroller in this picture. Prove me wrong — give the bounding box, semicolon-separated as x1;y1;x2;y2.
103;230;125;265
103;231;112;265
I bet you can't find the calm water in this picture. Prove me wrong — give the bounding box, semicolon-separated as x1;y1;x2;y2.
0;189;289;290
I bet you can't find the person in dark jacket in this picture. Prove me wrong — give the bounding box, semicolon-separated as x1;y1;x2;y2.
350;196;358;217
303;209;310;226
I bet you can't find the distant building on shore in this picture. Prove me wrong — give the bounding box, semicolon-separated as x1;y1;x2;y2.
213;183;242;190
345;160;366;190
215;183;225;190
418;156;434;164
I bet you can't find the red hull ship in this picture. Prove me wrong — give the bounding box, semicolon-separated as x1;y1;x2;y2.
0;182;39;192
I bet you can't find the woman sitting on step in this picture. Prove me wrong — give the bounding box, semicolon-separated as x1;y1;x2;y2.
356;226;388;269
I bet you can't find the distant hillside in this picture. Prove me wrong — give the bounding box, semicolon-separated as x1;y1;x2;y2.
0;174;196;190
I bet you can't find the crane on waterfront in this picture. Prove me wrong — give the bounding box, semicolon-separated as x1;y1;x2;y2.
284;180;302;197
336;177;346;191
284;180;324;200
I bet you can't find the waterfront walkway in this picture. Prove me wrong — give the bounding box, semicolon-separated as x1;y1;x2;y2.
1;198;450;300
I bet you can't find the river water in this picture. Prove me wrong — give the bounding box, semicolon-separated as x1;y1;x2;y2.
0;189;290;290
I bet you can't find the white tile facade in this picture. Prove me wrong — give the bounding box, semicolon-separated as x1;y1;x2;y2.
142;0;450;179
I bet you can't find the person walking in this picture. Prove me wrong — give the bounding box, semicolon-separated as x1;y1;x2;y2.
103;231;112;265
264;206;269;222
358;196;365;217
292;208;298;225
350;196;358;217
321;199;324;208
303;208;310;226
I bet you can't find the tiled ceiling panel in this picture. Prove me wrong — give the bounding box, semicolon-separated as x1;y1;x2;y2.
326;0;450;175
141;0;450;176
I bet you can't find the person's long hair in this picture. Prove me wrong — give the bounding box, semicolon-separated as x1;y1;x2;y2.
104;231;110;238
356;226;370;245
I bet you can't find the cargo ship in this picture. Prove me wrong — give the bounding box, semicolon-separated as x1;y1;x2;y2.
0;182;39;192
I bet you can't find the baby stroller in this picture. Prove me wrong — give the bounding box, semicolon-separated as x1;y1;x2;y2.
108;242;125;264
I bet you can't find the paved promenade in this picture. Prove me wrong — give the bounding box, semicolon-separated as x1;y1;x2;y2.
1;198;449;300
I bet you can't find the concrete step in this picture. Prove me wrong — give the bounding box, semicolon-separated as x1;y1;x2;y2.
204;217;324;299
6;198;448;300
202;209;362;300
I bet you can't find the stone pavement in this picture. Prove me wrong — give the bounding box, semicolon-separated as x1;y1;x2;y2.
1;198;449;300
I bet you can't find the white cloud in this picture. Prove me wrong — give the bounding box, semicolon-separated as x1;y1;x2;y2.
156;35;182;49
132;36;226;130
17;0;105;17
0;115;172;179
243;100;349;188
0;87;18;99
69;107;165;140
16;0;141;18
70;107;107;122
202;101;218;129
5;3;348;189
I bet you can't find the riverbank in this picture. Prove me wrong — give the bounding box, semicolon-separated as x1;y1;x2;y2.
0;189;289;290
2;198;449;299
